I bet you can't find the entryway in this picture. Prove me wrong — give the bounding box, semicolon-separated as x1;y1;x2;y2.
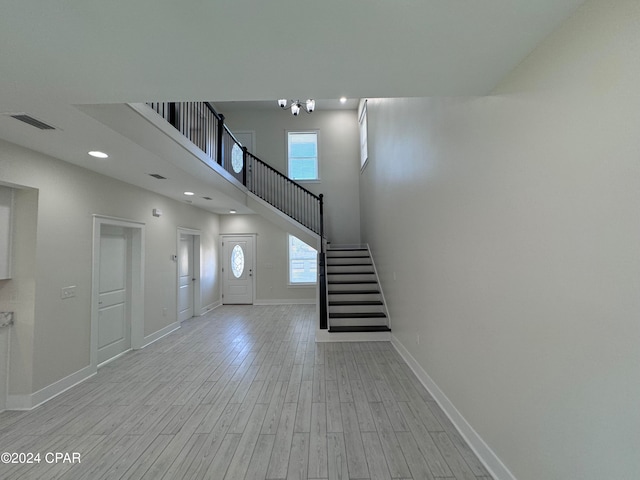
221;235;255;304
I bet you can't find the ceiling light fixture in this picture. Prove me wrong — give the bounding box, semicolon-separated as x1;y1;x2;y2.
339;97;347;104
183;191;195;196
88;151;108;158
277;99;315;116
229;209;237;214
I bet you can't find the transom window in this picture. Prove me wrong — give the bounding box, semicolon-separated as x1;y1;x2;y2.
287;131;319;181
288;235;317;284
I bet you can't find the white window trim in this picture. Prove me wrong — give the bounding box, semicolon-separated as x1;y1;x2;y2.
287;234;318;286
286;129;321;181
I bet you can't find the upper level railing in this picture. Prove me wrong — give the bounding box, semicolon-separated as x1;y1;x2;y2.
147;101;324;239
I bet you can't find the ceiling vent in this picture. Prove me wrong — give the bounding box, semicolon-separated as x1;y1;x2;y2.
7;113;56;130
202;196;213;200
148;173;167;180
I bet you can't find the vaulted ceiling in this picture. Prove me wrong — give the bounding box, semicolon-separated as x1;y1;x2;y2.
0;0;586;213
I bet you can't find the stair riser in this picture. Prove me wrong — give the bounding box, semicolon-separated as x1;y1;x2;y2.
327;266;374;274
328;283;379;292
327;274;376;282
328;293;382;302
329;317;389;327
329;305;385;314
327;252;370;259
327;258;372;266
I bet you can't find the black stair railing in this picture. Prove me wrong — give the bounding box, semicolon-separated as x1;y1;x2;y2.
147;101;324;238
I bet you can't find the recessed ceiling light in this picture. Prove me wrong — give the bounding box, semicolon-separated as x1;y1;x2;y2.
229;209;237;214
88;151;108;158
339;97;347;104
184;191;195;196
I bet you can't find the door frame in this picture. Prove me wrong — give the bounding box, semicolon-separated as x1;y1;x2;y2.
220;234;256;305
91;215;145;370
177;228;201;319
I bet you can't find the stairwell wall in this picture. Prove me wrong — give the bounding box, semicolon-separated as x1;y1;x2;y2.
359;1;640;479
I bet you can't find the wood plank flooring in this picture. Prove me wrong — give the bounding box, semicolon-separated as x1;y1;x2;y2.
0;305;492;480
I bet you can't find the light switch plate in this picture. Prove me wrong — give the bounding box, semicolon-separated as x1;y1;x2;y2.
61;286;76;299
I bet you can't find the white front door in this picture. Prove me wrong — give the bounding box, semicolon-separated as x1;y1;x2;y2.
222;235;254;304
178;233;195;321
98;225;131;365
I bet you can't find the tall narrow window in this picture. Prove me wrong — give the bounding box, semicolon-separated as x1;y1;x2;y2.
359;100;368;169
288;235;317;284
288;131;319;180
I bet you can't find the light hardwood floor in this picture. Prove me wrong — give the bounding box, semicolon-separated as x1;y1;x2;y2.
0;305;493;480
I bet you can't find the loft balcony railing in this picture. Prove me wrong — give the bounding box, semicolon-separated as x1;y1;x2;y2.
147;101;324;238
147;101;328;329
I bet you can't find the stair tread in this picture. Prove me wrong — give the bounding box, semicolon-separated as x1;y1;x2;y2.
328;248;368;252
328;290;381;295
328;280;378;284
329;312;387;318
327;271;375;275
329;325;391;333
327;263;373;266
329;301;384;306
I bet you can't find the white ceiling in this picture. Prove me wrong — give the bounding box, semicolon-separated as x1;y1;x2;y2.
0;0;586;214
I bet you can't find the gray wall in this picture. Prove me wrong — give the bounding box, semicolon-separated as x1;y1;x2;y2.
222;108;361;245
359;1;640;479
0;139;221;396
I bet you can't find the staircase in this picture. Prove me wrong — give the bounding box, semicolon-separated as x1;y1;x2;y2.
326;246;391;333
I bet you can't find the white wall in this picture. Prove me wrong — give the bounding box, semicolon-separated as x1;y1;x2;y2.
220;214;315;303
222;109;362;245
359;1;640;479
0;139;221;398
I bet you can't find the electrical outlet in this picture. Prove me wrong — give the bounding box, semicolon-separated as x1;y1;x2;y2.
61;286;76;299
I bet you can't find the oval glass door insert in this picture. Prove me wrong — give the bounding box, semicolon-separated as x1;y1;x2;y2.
231;244;245;278
231;144;243;173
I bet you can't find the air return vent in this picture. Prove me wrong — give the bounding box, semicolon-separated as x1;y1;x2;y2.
202;196;213;200
7;113;56;130
148;173;167;180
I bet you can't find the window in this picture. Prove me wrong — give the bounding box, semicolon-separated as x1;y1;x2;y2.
359;100;368;170
288;131;319;180
288;234;317;284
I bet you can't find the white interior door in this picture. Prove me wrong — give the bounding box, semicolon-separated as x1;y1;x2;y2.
98;225;131;365
234;131;255;153
178;233;195;321
222;236;254;304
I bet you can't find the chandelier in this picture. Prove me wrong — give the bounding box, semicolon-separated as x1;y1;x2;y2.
277;99;315;116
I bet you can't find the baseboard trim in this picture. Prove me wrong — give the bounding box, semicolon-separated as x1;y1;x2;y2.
6;363;96;411
141;322;180;349
315;329;391;342
199;301;222;316
253;299;316;305
391;335;517;480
